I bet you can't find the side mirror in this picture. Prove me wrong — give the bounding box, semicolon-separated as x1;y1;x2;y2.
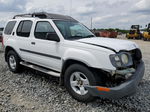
46;32;60;42
146;25;148;27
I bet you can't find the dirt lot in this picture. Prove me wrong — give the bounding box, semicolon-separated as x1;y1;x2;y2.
0;39;150;112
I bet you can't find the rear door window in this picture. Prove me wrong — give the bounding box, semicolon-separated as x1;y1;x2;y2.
17;20;33;37
4;21;16;35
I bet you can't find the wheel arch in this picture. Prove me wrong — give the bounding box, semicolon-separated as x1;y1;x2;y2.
60;59;90;85
5;46;21;62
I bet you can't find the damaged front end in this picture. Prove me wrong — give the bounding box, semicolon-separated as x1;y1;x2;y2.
85;48;145;99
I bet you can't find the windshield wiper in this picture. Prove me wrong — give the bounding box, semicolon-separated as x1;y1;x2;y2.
67;36;83;40
66;35;95;40
84;35;95;38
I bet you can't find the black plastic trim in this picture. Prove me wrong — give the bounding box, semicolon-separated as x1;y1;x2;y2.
22;61;61;73
20;49;61;60
13;12;78;22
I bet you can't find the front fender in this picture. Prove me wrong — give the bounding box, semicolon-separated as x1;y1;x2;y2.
62;48;116;70
62;48;97;67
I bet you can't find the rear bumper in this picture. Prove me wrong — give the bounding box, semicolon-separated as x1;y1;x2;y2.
86;60;145;99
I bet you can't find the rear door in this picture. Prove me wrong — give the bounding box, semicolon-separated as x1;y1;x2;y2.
16;20;34;62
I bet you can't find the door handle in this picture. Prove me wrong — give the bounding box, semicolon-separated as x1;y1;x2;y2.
31;42;36;45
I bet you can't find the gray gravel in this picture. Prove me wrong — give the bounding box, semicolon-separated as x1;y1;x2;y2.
0;40;150;112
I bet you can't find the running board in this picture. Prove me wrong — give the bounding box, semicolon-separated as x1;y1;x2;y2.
20;62;60;77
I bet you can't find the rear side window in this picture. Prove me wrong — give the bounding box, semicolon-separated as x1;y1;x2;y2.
17;20;32;37
4;21;16;35
34;21;55;40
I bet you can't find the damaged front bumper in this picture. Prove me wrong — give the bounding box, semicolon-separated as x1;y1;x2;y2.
85;60;145;99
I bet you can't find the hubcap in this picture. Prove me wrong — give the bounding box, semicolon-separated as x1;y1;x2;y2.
70;72;89;95
9;55;16;70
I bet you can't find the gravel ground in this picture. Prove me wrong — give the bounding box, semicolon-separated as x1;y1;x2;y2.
0;39;150;112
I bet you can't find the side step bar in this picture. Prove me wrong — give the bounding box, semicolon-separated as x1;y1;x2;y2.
20;62;60;77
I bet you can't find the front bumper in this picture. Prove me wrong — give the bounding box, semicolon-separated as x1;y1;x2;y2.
85;60;145;99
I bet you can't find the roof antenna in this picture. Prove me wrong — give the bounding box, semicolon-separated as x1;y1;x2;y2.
91;17;93;30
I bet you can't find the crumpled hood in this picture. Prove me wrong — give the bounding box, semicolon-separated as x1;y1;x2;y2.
76;37;138;52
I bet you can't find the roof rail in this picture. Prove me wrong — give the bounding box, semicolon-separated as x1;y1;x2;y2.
13;12;47;19
13;12;78;22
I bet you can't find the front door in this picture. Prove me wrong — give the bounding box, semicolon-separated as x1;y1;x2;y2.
29;21;62;72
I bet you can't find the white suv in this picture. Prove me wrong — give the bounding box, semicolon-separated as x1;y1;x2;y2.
3;12;145;102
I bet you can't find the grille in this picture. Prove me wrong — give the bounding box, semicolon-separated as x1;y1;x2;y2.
132;49;142;61
130;49;142;68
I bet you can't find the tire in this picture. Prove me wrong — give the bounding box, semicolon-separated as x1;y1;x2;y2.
7;50;22;73
64;64;98;102
135;37;138;40
143;38;147;41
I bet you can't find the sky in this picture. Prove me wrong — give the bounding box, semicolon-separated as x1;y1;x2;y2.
0;0;150;29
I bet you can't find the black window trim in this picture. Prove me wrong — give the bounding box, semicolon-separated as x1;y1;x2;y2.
34;21;58;40
16;20;33;38
4;21;17;35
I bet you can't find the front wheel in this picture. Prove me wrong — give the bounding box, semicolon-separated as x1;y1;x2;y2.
64;64;98;102
7;50;22;73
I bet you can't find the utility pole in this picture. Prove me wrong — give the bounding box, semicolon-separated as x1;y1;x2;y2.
70;0;72;17
91;17;93;30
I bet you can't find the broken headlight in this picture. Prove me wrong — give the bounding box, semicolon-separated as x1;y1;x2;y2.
110;52;133;68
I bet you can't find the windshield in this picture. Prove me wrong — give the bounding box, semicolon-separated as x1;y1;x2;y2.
54;20;95;40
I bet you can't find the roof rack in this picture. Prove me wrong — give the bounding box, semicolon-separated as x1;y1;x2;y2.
13;12;78;22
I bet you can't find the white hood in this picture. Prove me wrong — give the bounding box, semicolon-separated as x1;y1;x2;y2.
77;37;138;52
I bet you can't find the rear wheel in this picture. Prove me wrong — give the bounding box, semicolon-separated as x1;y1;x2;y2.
64;64;99;102
7;50;22;73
